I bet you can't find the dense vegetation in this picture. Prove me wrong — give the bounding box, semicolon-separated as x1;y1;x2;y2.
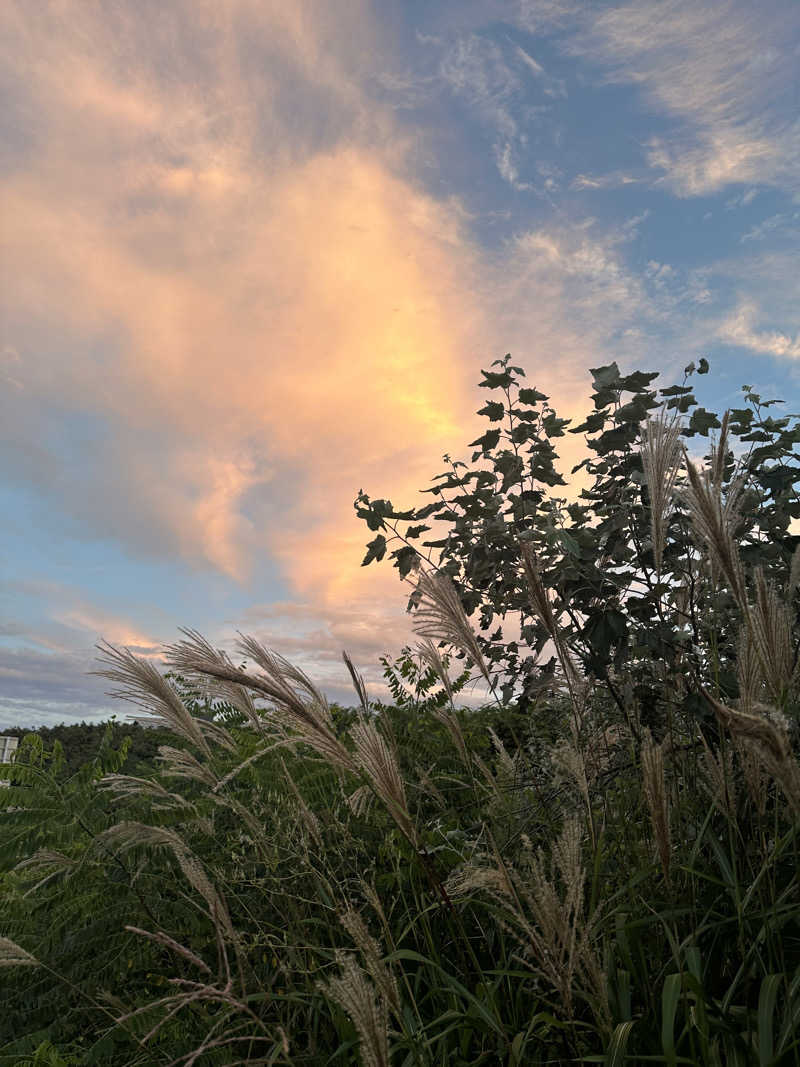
0;721;177;778
1;357;799;1065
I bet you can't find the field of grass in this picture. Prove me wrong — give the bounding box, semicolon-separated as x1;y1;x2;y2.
1;358;798;1065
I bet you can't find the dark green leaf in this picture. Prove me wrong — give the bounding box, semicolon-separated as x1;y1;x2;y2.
590;362;622;389
477;400;506;421
361;534;387;566
469;428;502;452
688;407;721;436
518;387;548;405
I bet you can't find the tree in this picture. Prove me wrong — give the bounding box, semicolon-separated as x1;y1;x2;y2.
356;356;800;730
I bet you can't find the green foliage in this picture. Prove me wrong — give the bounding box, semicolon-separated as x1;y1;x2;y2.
356;356;799;718
377;645;473;713
0;720;176;777
1;356;799;1064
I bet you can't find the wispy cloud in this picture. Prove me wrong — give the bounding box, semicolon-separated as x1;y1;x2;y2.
720;302;800;360
741;212;800;242
571;172;641;191
567;0;800;196
434;31;563;190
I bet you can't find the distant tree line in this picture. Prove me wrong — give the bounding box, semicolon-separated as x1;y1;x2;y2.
1;720;175;777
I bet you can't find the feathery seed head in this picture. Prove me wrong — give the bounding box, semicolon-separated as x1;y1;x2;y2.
98;822;236;940
751;567;795;703
640;407;683;574
411;569;492;687
168;629;356;774
320;954;390;1067
0;937;38;968
350;719;417;847
415;638;455;706
342;650;370;715
681;455;748;610
702;688;800;816
641;731;671;882
711;409;731;490
340;909;401;1021
93;641;211;756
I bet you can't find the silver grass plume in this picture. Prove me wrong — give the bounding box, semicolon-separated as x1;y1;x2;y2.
414;764;446;809
640;406;683;575
15;849;76;874
446;823;606;1024
415;638;455;707
410;569;492;688
711;410;730;490
350;718;418;848
196;717;237;753
211;741;286;793
320;952;390;1067
681;455;748;612
99;774;199;813
93;642;211;757
281;758;323;847
751;567;795;703
340;908;401;1024
345;783;373;817
0;937;38;967
553;739;591;816
98;822;236;942
359;880;392;945
156;746;219;789
431;704;469;768
511;820;605;1022
445;861;514;901
346;783;375;818
488;727;517;785
124;926;211;975
166;629;356;775
519;540;581;714
699;737;736;819
701;687;800;816
737;628;763;713
641;731;671;883
14;849;77;896
177;632;267;734
414;637;470;766
342;650;370;715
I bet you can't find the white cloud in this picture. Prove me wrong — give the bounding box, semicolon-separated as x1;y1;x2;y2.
720;302;800;360
567;0;800;196
726;188;759;210
436;31;564;190
571;171;641;190
741;212;800;242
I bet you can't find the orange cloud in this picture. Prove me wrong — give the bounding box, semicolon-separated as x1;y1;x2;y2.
2;0;646;690
0;1;492;606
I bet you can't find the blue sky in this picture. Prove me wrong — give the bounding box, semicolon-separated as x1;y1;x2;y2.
1;0;799;725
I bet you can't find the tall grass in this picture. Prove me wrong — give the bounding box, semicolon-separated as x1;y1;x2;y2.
1;393;799;1065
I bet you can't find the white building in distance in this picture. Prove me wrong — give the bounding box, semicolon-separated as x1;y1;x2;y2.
0;735;19;785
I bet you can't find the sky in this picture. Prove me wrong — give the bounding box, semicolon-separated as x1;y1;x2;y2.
1;0;799;727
